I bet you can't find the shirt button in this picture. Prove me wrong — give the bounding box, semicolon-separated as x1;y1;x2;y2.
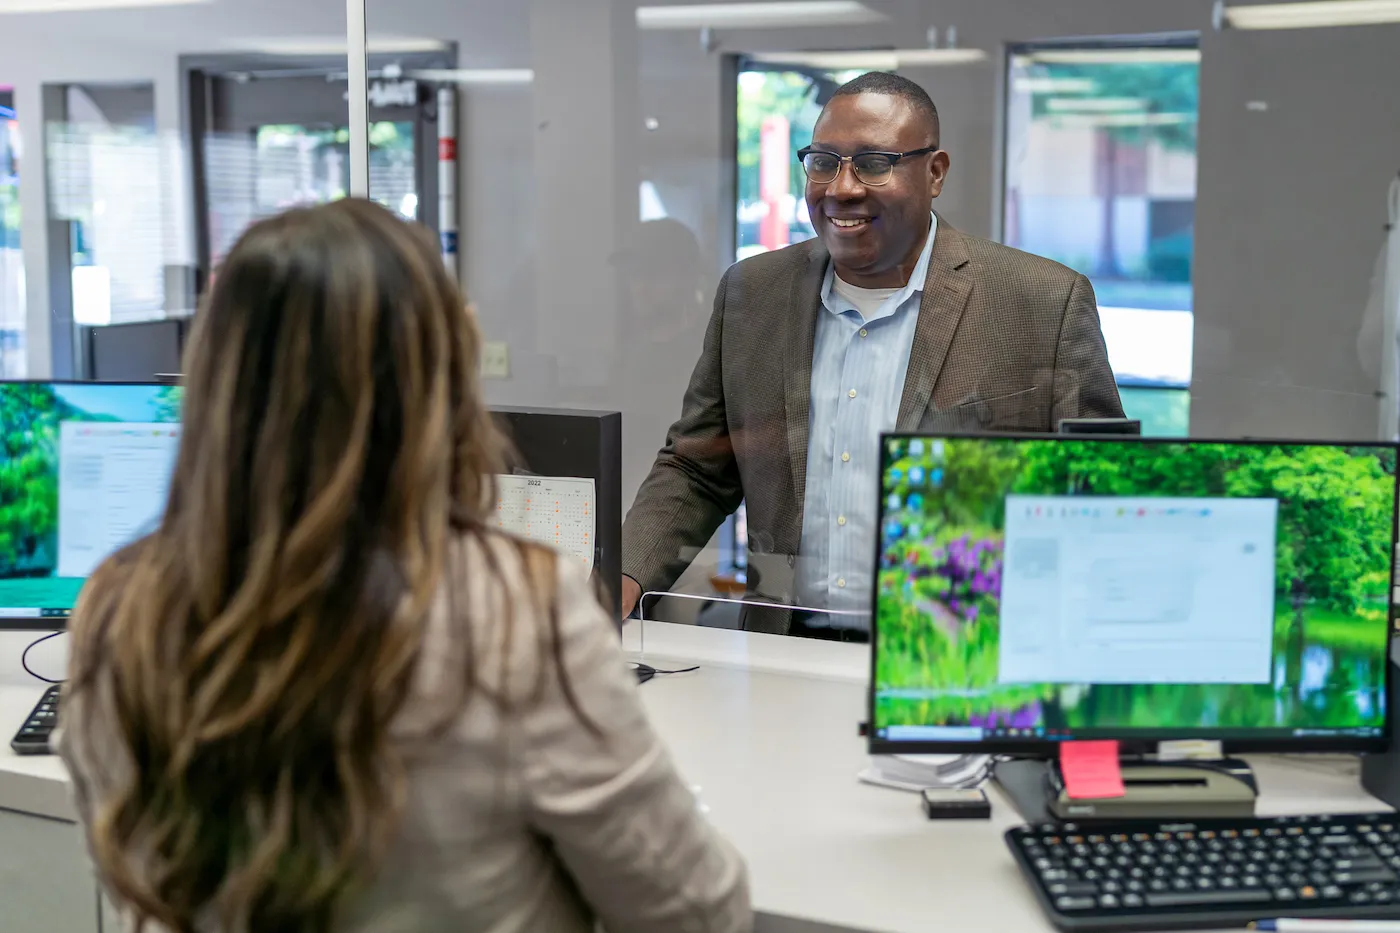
838;516;847;526
841;452;851;463
848;389;858;399
859;328;868;338
837;579;847;588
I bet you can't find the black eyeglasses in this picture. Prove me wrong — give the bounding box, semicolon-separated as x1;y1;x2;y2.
796;146;939;187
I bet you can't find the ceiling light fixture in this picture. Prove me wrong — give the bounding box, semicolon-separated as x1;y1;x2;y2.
1027;48;1200;65
1221;0;1400;29
745;48;987;70
637;2;884;30
0;0;209;10
410;69;534;85
235;37;450;56
1048;112;1196;128
1012;77;1099;94
1045;97;1150;113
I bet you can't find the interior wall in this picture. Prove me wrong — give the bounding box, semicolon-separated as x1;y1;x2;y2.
0;0;1394;471
1191;22;1400;440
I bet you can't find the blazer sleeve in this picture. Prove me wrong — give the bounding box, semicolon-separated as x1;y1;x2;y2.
1051;273;1125;424
621;268;746;596
519;560;752;933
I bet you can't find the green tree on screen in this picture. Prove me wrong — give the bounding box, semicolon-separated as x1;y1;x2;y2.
1014;442;1394;615
0;385;59;574
153;387;183;423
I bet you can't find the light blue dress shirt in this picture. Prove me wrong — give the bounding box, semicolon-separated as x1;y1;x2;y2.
795;215;937;624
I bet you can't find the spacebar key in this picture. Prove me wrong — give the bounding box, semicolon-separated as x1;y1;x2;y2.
1146;889;1274;908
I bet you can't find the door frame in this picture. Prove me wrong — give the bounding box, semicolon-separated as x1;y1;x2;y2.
181;47;456;298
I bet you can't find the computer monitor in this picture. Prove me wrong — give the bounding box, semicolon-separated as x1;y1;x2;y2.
869;433;1399;756
0;381;181;631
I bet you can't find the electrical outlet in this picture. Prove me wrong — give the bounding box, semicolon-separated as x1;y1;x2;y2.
481;341;510;379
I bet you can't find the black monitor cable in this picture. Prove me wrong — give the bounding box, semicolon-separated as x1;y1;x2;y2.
631;662;701;685
21;631;66;685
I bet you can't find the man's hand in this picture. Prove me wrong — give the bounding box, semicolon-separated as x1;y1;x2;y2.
621;576;642;620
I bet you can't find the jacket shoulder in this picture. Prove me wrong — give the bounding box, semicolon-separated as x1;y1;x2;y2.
721;238;821;289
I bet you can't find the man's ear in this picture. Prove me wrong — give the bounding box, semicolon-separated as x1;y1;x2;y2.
929;150;952;199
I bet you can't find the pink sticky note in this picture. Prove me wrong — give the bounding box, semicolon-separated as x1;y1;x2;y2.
1060;740;1126;799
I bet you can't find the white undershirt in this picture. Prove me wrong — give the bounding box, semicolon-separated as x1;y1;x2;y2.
831;277;902;323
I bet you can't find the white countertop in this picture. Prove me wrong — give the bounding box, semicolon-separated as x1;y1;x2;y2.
0;621;1390;933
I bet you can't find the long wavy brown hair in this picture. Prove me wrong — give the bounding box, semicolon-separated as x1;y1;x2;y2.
64;199;553;933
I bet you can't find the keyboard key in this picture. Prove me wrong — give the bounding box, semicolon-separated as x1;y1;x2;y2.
1055;897;1096;911
1048;882;1098;897
1333;869;1396;884
1145;889;1273;908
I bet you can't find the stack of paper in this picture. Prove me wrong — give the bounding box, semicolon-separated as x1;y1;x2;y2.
858;754;991;792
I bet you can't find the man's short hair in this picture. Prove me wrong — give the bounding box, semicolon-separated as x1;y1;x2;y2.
827;72;940;146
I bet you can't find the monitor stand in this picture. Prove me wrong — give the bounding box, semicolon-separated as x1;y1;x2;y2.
994;757;1259;823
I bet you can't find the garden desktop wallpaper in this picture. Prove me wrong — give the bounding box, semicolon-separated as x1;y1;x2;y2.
874;438;1397;739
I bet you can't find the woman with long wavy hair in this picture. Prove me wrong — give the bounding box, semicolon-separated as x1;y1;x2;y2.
57;199;751;933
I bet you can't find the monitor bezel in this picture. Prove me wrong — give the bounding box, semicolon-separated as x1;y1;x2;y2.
0;379;175;632
867;431;1400;758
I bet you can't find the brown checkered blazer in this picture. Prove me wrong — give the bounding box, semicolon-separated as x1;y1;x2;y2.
622;216;1123;634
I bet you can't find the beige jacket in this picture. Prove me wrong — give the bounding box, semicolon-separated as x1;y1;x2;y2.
58;533;752;933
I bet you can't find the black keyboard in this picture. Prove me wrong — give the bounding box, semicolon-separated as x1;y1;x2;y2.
1008;812;1400;931
9;684;60;756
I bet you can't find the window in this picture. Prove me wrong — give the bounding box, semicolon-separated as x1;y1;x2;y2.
207;121;418;267
1003;41;1200;437
736;63;865;261
727;62;868;575
47;84;165;327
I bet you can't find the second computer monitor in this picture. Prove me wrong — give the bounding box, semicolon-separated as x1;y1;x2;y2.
869;433;1398;755
0;381;182;629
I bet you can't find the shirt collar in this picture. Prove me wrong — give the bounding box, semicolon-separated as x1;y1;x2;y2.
820;212;938;319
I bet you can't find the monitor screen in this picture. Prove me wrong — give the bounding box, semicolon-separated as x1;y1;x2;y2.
870;434;1398;754
0;382;181;628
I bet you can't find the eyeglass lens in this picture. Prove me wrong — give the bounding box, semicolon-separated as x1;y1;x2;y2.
802;152;897;186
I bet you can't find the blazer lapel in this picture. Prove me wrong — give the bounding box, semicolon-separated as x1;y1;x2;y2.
784;241;827;510
897;218;974;429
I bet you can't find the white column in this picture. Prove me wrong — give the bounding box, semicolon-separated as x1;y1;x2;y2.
346;0;370;198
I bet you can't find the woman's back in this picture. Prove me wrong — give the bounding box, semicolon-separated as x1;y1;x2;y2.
54;200;751;933
62;531;749;933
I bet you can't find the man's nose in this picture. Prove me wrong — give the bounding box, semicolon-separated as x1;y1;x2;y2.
828;160;866;200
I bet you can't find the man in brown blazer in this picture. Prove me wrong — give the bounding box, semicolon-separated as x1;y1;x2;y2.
621;73;1122;639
